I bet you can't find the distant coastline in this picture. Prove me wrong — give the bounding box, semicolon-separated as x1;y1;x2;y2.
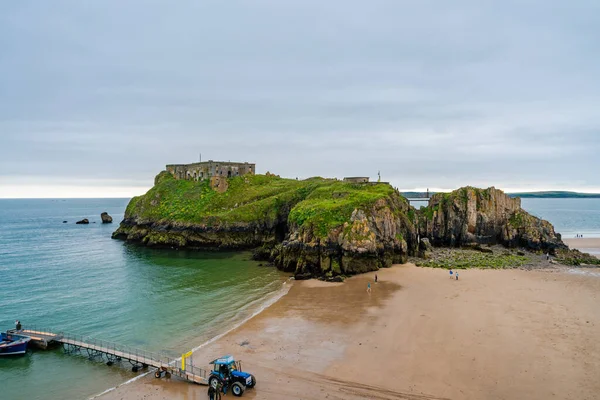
508;191;600;198
402;191;600;199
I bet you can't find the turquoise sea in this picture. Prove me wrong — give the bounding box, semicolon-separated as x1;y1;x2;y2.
1;198;599;399
0;199;288;400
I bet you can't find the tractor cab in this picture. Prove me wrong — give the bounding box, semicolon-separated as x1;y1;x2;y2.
208;355;256;397
210;355;240;377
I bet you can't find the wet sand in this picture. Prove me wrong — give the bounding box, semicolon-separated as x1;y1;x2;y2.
564;238;600;257
101;265;600;400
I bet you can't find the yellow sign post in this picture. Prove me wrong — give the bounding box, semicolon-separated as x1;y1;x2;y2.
181;351;193;371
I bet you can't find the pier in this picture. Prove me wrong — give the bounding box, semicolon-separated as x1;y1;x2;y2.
8;328;208;385
405;197;431;206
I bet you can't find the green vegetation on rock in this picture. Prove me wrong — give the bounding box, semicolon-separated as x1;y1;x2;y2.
555;248;600;266
114;171;418;278
288;181;398;238
126;172;315;225
414;248;530;269
123;172;397;236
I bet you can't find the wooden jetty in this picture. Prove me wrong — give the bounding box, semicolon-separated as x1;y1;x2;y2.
13;328;62;349
7;328;208;385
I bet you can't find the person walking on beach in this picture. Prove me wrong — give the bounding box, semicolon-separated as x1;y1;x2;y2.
449;269;453;279
546;252;550;261
367;282;371;293
375;274;378;283
455;272;459;280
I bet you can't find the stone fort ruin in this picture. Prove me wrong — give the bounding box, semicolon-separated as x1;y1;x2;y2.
166;160;256;181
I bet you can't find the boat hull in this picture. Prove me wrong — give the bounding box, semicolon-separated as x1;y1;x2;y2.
0;332;31;356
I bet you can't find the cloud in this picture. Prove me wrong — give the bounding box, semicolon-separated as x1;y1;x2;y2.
1;0;599;197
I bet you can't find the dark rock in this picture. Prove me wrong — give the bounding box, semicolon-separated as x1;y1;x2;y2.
294;272;313;280
76;219;89;224
556;248;600;266
252;245;273;261
101;212;113;224
464;244;494;254
419;237;432;251
62;221;67;223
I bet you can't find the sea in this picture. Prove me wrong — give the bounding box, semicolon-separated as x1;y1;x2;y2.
0;198;289;400
1;198;599;400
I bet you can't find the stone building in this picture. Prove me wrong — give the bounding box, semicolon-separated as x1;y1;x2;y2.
166;160;256;181
343;177;370;184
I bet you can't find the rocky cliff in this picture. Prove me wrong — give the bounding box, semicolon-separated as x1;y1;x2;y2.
114;174;594;278
271;190;417;278
418;186;566;252
113;172;418;278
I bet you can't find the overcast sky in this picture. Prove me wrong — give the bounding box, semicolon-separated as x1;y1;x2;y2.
1;1;599;198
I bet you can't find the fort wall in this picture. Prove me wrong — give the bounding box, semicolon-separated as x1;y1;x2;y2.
166;160;255;181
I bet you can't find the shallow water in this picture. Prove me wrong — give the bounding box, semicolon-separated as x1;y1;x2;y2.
0;199;287;400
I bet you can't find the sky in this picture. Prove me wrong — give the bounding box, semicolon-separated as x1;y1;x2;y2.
1;0;599;198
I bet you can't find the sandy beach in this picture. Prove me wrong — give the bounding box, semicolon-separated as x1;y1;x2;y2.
100;263;600;400
564;238;600;257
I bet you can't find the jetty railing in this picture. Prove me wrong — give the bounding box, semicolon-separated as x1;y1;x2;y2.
13;326;208;383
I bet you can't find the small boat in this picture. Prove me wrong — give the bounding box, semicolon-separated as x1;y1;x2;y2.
0;332;31;356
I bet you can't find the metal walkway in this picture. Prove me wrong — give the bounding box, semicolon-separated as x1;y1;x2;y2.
9;328;208;385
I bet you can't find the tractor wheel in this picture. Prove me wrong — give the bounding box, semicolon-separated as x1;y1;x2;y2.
209;376;220;389
247;374;256;388
231;382;245;397
154;370;162;379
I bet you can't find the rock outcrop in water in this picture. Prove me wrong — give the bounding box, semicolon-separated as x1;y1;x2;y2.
76;218;89;224
113;172;595;277
113;172;417;278
418;187;566;252
101;212;113;223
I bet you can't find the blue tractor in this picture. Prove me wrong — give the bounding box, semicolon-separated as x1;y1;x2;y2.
208;355;256;397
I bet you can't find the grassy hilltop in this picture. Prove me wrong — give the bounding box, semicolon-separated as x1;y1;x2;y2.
114;171;418;278
118;171;400;241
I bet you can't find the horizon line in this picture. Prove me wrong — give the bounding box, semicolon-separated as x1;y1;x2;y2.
3;189;600;200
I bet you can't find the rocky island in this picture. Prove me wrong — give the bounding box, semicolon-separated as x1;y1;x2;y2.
113;164;599;278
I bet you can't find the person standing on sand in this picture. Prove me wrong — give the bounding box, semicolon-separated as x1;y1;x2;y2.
456;272;459;280
367;282;371;293
449;269;453;279
375;274;378;283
